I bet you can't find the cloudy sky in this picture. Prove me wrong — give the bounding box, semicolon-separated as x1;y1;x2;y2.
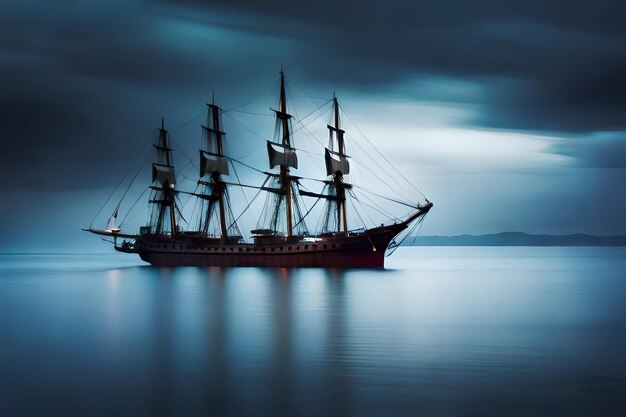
1;0;625;251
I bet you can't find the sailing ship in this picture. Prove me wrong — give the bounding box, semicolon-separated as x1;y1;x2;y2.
85;70;432;267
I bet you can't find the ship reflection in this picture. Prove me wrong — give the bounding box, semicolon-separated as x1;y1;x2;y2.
135;267;353;416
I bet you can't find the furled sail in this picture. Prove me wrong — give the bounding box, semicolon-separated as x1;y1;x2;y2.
200;151;229;177
152;163;176;188
325;148;350;176
267;141;298;169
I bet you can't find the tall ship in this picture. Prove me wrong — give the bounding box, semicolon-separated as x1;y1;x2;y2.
86;71;432;267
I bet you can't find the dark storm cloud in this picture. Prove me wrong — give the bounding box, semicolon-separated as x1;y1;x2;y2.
2;0;626;191
0;1;291;190
165;0;626;132
1;1;209;86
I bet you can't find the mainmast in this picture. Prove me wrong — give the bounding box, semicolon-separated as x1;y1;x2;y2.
266;69;299;237
150;118;178;235
326;95;350;235
198;97;230;242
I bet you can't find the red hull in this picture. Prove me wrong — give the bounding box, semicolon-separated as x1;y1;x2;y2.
133;223;407;268
138;246;386;268
103;203;433;268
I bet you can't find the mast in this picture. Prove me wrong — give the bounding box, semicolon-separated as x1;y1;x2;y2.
280;70;293;237
199;96;230;242
150;118;178;235
265;68;298;237
326;95;349;235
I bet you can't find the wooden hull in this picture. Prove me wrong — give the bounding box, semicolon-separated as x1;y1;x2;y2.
102;203;433;268
138;246;385;268
132;223;406;268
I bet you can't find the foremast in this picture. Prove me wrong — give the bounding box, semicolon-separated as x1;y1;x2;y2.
301;94;352;235
280;71;294;237
149;118;178;235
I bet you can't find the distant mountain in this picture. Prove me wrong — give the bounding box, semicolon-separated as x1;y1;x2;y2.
409;232;626;246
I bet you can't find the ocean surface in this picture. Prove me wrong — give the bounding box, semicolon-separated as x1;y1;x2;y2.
0;247;625;417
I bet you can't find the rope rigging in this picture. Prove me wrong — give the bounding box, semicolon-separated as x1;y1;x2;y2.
119;188;148;227
226;146;256;237
293;191;323;229
386;213;428;257
227;176;269;232
90;130;156;228
339;102;427;200
346;189;370;229
354;189;399;220
352;184;420;209
92;73;430;243
347;137;416;203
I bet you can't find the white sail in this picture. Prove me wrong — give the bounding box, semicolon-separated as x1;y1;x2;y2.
200;151;229;177
152;163;176;188
325;148;350;176
105;205;120;232
267;141;298;169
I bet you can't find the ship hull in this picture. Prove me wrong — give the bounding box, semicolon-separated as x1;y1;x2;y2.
138;246;385;268
133;223;407;268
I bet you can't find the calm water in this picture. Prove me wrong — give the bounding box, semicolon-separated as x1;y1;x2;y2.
1;247;625;417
